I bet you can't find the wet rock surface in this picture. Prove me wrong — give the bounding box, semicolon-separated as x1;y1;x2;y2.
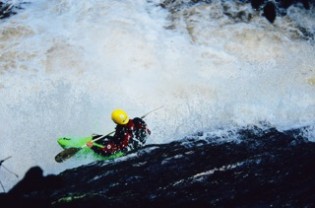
161;0;314;25
0;1;25;19
1;125;315;207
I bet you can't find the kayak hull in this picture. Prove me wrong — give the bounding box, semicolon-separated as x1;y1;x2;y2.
57;136;125;161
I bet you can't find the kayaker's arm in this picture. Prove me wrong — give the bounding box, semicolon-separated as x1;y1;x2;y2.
87;133;132;155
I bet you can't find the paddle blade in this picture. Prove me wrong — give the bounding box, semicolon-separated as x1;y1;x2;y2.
55;147;81;163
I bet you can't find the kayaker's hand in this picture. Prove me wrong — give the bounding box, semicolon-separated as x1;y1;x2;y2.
86;141;94;148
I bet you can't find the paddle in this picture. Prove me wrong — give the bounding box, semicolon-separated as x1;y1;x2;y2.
54;131;115;163
54;106;163;163
0;156;19;192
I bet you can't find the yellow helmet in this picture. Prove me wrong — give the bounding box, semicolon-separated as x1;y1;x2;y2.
111;109;129;125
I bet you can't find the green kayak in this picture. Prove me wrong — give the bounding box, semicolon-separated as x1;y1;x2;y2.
57;136;125;161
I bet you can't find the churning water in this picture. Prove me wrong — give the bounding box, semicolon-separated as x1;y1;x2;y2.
0;0;314;191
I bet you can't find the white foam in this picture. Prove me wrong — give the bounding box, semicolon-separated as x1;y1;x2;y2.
0;0;314;191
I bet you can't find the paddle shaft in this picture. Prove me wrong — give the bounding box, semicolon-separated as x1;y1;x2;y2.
83;131;115;148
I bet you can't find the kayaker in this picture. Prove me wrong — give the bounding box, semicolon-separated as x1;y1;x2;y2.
86;109;151;156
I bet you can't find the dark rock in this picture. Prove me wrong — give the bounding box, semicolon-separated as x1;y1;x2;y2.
279;0;295;8
0;166;63;207
0;193;50;208
301;0;310;9
278;0;311;9
263;1;277;23
0;1;27;20
251;0;265;10
159;0;314;29
2;125;315;207
9;166;63;195
0;1;15;19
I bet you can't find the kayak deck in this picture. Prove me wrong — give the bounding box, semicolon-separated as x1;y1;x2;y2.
57;136;125;161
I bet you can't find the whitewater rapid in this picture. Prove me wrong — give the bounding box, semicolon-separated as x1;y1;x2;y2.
0;0;314;191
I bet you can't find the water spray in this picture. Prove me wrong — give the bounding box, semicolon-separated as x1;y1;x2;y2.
0;156;19;192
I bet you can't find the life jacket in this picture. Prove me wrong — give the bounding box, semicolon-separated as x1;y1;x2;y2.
92;117;150;156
